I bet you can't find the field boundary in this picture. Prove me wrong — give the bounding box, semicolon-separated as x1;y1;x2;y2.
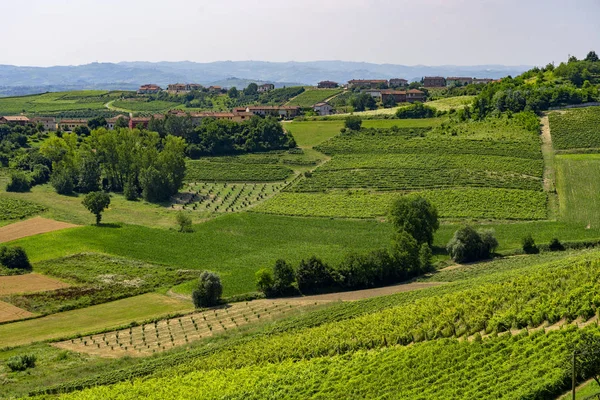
540;115;559;219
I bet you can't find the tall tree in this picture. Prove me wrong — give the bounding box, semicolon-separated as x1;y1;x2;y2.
389;196;439;245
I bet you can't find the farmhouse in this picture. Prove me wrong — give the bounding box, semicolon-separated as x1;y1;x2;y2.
406;89;426;102
137;84;162;94
167;83;202;94
317;80;339;89
30;117;56;131
234;106;301;119
423;77;446;88
106;115;128;130
446;77;473;86
208;86;222;93
473;78;494;85
129;117;151;130
257;83;275;93
313;102;333;116
347;79;388;89
365;89;382;99
0;116;30;126
380;90;407;103
58;119;87;131
389;78;408;88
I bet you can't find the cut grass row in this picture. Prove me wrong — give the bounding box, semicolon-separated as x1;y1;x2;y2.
285;88;343;107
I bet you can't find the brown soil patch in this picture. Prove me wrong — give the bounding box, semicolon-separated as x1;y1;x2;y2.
0;300;34;323
0;217;78;243
0;273;70;296
294;282;444;302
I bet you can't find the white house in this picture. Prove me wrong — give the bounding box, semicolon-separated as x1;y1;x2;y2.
313;102;333;116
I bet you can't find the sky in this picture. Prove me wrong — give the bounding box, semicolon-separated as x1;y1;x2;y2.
1;0;598;67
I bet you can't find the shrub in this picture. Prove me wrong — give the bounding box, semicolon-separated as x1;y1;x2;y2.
51;167;75;195
522;234;539;254
549;238;565;251
295;256;333;294
6;172;31;192
123;177;139;201
419;243;433;272
175;211;193;233
390;231;420;278
31;164;50;185
396;102;437;119
0;246;32;270
255;268;274;296
344;116;362;131
192;271;223;308
272;259;295;295
446;226;497;263
6;354;36;372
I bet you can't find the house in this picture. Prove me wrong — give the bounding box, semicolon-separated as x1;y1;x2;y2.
313;102;333;116
208;86;222;93
389;78;408;88
129;117;151;130
30;117;56;131
0;115;30;126
317;81;339;89
106;115;128;130
406;89;426;103
137;84;162;95
380;90;407;104
446;77;473;87
58;119;88;131
347;79;388;89
257;83;275;93
423;77;446;88
473;78;494;85
167;83;203;94
365;89;382;99
234;106;301;119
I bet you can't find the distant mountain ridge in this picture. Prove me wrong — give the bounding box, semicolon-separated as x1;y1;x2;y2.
0;60;532;96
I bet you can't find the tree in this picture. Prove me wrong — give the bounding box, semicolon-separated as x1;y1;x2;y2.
82;191;111;225
272;259;295;295
446;226;497;263
585;51;599;62
295;256;333;294
549;238;565;251
255;268;274;296
390;231;420;278
50;165;75;195
396;102;436;119
228;87;239;99
522;234;539;254
244;83;258;96
192;271;223;307
87;117;107;130
0;246;32;270
175;211;192;232
77;152;101;193
419;243;433;272
383;95;397;108
73;126;90;136
344;115;362;131
6;172;31;192
115;116;129;129
389;196;439;245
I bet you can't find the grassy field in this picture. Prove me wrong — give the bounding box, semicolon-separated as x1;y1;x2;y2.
0;293;193;348
0;91;121;115
7;213;394;297
555;154;600;227
549;106;600;150
185;159;293;182
111;99;179;113
426;95;476;111
0;196;46;222
285;88;343;107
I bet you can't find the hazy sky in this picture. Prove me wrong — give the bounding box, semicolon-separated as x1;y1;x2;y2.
1;0;598;67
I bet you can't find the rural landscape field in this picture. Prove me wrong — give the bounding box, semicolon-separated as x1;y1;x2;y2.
1;0;600;398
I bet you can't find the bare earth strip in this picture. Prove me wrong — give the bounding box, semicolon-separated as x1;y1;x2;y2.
0;300;34;323
297;282;443;302
0;216;78;243
0;273;70;296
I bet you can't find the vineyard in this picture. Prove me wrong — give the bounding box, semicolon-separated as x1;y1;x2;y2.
185;159;293;182
555;154;600;226
254;188;547;220
0;91;119;115
549;106;600;150
172;182;286;213
0;197;46;221
111;99;179;113
285;88;343;107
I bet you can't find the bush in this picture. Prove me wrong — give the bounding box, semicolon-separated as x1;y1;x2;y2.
419;243;433;272
344;116;362;131
6;171;31;192
549;238;565;251
123;177;139;201
446;226;497;263
0;246;32;270
272;259;295;295
396;102;437;119
522;234;539;254
192;271;223;308
51;167;75;195
31;164;50;185
255;268;274;296
295;256;333;294
6;354;36;372
175;211;193;233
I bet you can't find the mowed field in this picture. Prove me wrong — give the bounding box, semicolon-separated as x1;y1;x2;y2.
285;88;343;107
555;154;600;227
0;91;122;115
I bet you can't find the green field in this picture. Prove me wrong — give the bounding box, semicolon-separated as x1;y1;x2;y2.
0;91;120;115
556;154;600;227
111;99;179;113
285;88;343;107
426;95;476;111
0;196;46;221
185;159;293;182
549;106;600;150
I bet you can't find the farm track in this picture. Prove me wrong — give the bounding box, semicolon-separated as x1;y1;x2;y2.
0;217;78;243
541;115;559;219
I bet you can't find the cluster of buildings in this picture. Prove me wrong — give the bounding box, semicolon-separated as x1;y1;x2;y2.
423;76;495;88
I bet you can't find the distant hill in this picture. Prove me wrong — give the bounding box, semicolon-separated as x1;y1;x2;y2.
0;60;531;96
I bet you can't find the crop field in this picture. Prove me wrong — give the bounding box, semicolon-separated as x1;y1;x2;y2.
0;91;120;115
549;106;600;150
556;154;600;227
173;182;286;213
111;99;179;113
0;217;78;243
285;88;343;107
426;95;476;111
254;188;547;220
0;300;34;323
54;300;311;358
50;250;600;399
0;293;194;348
0;197;46;221
185;159;293;182
0;273;70;295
